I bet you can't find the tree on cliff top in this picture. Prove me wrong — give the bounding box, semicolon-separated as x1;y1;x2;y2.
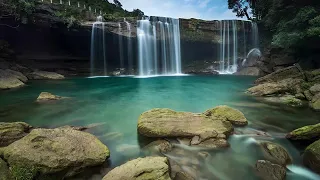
113;0;123;8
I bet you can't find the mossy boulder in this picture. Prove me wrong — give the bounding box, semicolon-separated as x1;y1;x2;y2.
1;127;110;178
102;157;171;180
36;92;64;102
310;84;320;95
0;122;32;147
286;123;320;140
310;93;320;111
259;141;292;166
27;71;64;80
303;139;320;174
254;160;286;180
137;108;233;138
203;105;248;126
0;158;12;180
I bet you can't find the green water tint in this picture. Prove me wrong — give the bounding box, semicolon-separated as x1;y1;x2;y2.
0;75;319;179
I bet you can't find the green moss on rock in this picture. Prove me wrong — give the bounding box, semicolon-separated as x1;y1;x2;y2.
303;139;320;174
286;123;320;140
0;158;13;180
203;105;248;126
10;165;38;180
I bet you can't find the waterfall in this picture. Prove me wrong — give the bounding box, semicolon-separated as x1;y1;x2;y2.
118;23;124;68
90;16;107;76
124;18;133;74
137;17;182;76
218;20;259;74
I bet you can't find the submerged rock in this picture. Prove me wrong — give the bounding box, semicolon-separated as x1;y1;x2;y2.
0;69;25;89
286;123;320;141
191;138;229;149
174;171;195;180
27;71;64;80
102;157;171;180
203;105;248;126
0;158;12;180
310;93;320;111
36;92;63;101
259;141;292;166
1;127;110;178
0;122;32;147
142;140;173;155
303;139;320;174
137;108;233;138
254;160;286;180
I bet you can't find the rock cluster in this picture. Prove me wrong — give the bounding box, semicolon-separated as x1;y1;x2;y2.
247;65;320;110
0;122;110;179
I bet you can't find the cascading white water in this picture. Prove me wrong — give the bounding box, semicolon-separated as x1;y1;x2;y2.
118;23;124;68
137;17;182;76
124;18;133;74
218;20;259;74
90;16;107;76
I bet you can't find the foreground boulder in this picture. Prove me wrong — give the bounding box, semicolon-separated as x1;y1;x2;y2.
203;105;248;126
254;160;286;180
286;123;320;141
0;122;32;147
0;69;25;89
1;127;110;178
36;92;64;102
137;108;233;138
0;158;12;180
303;139;320;174
27;71;64;80
103;157;171;180
259;141;292;166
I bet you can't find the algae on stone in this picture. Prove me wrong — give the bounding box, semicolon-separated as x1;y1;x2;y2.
1;127;110;178
303;139;320;174
203;105;248;126
286;123;320;140
137;108;233;138
102;157;171;180
0;122;32;147
259;141;292;166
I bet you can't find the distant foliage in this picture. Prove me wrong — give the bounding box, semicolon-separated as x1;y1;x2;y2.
228;0;320;53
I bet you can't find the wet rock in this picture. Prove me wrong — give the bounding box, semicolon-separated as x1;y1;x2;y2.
0;158;12;180
310;84;320;95
295;93;305;100
36;92;63;101
248;78;304;96
0;69;25;89
286;123;320;141
1;127;110;178
310;93;320;111
263;95;303;107
254;66;303;85
102;157;171;180
0;122;32;147
234;67;265;76
4;69;28;83
137;108;233;138
304;90;314;101
27;71;65;80
174;171;195;180
303;139;320;174
204;105;248;126
199;131;218;141
142;140;172;155
255;160;286;180
260;141;292;166
191;138;229;149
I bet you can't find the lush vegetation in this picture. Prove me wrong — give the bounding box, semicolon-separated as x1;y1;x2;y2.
228;0;320;55
0;0;144;27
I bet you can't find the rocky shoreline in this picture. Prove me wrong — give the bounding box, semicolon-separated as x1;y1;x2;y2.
1;97;320;179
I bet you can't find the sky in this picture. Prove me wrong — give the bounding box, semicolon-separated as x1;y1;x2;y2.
107;0;244;20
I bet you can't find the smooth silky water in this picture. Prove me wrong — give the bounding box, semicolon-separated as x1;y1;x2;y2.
0;76;319;179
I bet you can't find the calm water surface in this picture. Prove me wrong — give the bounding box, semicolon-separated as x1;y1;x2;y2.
0;75;319;179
